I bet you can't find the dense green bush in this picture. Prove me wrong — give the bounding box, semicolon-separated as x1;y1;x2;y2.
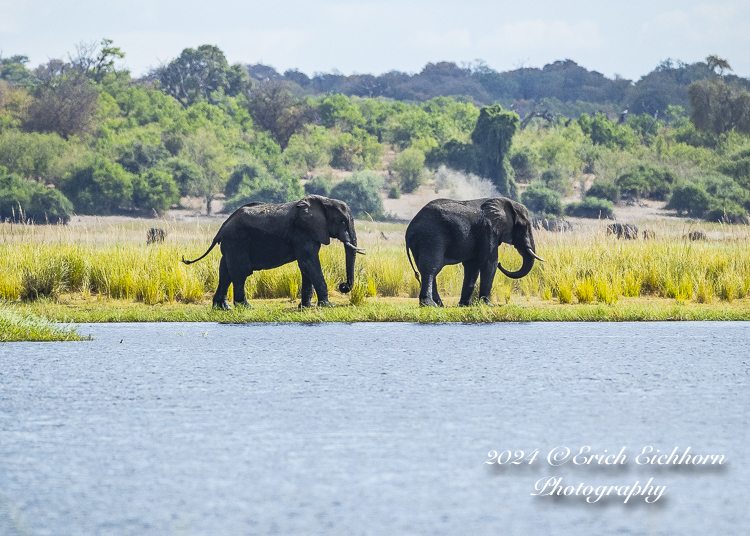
223;169;303;212
388;184;401;199
304;174;334;197
0;170;73;223
540;167;570;195
585;181;620;203
666;183;712;217
391;148;429;193
520;183;563;217
132;169;179;215
60;156;134;215
704;200;748;224
615;165;675;200
565;197;614;219
329;170;384;219
509;146;540;183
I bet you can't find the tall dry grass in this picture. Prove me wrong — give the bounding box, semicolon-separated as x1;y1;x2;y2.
3;219;750;306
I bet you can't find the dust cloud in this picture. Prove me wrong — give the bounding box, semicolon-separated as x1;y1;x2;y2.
432;166;499;200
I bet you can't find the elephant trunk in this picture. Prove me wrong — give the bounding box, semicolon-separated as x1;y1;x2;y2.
338;225;358;294
498;232;543;280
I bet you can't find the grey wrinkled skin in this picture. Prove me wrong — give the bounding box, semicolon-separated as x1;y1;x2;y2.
183;195;358;309
405;197;539;307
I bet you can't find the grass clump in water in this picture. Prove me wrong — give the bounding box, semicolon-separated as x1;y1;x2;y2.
0;303;86;342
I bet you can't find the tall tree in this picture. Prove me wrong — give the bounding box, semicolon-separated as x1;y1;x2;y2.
247;82;315;149
157;45;250;108
179;129;234;214
470;105;519;198
688;79;750;135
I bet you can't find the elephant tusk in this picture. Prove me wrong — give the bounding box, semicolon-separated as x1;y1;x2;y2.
528;249;546;262
344;242;366;255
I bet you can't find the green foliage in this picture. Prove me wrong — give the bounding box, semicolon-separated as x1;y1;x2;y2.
388;184;401;199
578;113;637;150
0;169;73;223
158;45;251;108
0;130;67;181
304;174;334;197
391;147;428;193
471;104;519;198
667;183;712;217
162;157;202;197
330;127;382;171
565;197;614;219
689;78;750;135
60;156;134;214
132;169;179;215
520;183;563;217
540;167;570;195
179;129;234;214
223;162;303;211
616;165;675;200
329;170;384;219
318;94;365;131
509;146;540;183
585;181;620;203
284;125;333;172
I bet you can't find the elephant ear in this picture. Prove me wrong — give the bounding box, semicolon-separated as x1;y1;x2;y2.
295;196;330;245
481;198;515;244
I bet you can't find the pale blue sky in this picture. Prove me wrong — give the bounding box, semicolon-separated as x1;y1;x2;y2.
1;0;748;81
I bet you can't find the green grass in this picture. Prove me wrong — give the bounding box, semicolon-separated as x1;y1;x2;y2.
19;297;750;324
0;304;86;342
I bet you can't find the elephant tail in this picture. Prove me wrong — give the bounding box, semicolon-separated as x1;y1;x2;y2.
406;243;421;283
182;237;220;265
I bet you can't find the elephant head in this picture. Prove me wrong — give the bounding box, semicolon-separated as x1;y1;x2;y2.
481;198;545;279
295;195;362;293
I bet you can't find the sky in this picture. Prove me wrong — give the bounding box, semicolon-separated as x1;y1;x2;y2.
1;0;748;81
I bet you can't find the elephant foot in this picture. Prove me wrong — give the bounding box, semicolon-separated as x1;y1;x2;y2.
317;300;335;308
419;299;439;307
212;300;232;310
479;297;495;307
298;302;314;309
234;300;253;309
457;301;471;307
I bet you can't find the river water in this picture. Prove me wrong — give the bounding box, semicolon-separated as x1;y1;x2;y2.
0;322;748;535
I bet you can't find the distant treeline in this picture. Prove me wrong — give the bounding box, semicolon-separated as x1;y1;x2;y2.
1;41;750;226
244;58;750;117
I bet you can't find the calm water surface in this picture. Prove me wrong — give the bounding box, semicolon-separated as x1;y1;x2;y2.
0;322;748;535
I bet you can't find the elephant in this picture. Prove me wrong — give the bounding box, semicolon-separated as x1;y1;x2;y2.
607;222;638;239
182;195;364;309
405;197;544;307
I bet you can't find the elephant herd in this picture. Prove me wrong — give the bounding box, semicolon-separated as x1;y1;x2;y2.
182;195;544;309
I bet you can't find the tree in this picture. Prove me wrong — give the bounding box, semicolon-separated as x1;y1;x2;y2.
132;169;179;215
247;82;315;149
157;45;251;108
688;78;750;135
69;39;125;82
329;171;384;219
0;167;73;223
179;129;234;214
471;105;519;198
24;69;99;139
391;148;428;193
60;156;134;214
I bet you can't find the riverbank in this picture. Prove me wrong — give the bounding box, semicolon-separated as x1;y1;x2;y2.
15;296;750;325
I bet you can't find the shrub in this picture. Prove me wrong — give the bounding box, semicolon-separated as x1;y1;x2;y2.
329;170;384;219
223;170;303;212
667;183;712;217
304;174;334;197
391;147;429;193
704;200;748;224
0;170;73;223
540;167;570;195
615;165;675;200
163;157;203;197
60;156;134;215
509;146;540;183
585;181;620;203
565;197;614;219
132;170;179;215
388;184;401;199
520;183;563;217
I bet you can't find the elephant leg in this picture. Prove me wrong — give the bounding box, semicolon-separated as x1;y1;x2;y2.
432;278;444;307
298;250;330;306
298;269;315;308
226;250;253;308
212;256;233;310
477;259;498;306
458;260;481;306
